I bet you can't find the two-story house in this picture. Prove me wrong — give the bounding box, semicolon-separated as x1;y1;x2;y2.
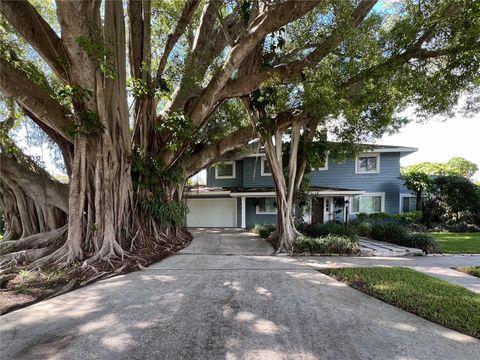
186;144;418;228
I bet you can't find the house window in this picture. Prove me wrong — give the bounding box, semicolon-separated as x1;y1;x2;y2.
316;154;329;171
402;196;417;212
356;153;380;174
215;161;235;179
351;194;384;214
261;157;272;176
256;198;277;214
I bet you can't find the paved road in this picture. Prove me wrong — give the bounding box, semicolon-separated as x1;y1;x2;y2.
1;229;479;360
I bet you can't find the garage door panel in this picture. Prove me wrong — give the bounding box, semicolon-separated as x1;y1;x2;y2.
187;198;236;227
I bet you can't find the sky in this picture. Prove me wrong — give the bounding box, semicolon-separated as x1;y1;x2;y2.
380;109;480;181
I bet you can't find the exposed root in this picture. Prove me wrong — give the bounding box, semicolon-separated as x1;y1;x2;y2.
0;225;67;255
269;227;302;254
0;247;54;268
27;245;71;270
85;238;128;266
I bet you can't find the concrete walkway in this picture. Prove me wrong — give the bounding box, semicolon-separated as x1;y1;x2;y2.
359;237;423;257
1;229;479;360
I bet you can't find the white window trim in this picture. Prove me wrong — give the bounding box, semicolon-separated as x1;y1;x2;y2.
316;154;329;171
355;153;380;174
399;193;416;213
256;197;277;215
261;157;272;176
215;160;236;179
350;192;385;213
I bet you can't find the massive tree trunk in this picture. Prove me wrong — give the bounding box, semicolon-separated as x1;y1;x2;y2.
0;146;68;242
262;121;305;252
43;1;140;266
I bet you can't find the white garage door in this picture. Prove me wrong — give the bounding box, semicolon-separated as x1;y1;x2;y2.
187;198;237;227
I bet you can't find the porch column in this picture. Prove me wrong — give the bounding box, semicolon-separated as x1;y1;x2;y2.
241;197;246;228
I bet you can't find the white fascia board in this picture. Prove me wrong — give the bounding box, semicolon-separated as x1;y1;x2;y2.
186;191;232;196
309;190;366;195
230;192;276;197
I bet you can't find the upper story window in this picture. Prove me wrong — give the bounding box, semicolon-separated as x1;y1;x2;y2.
261;157;272;176
316;154;328;171
256;198;277;214
351;193;384;214
355;153;380;174
215;161;235;179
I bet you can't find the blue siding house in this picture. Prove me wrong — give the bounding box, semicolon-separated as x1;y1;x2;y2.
186;145;417;228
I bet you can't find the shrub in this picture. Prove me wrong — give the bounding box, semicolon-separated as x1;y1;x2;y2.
294;222;309;235
306;222;357;240
370;223;440;253
394;211;423;224
368;212;395;222
251;224;276;239
371;223;410;243
294;235;360;255
446;221;480;233
408;233;440;254
349;221;372;237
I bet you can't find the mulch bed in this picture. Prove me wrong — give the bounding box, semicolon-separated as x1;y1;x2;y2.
0;239;190;315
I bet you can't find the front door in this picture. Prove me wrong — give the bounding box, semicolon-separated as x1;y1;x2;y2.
311;197;324;225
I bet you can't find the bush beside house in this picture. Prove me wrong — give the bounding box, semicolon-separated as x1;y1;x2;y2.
294;235;360;255
252;222;360;255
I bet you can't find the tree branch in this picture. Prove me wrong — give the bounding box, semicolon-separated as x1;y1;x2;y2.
186;125;256;176
185;108;309;176
217;0;378;100
155;0;201;83
189;0;322;127
0;58;74;144
0;0;69;81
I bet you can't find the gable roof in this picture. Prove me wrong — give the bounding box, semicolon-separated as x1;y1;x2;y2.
241;141;417;158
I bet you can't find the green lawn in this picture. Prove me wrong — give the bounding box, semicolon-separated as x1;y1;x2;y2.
431;232;480;254
456;266;480;278
321;267;480;338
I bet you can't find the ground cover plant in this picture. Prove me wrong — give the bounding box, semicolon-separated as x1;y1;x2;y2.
304;222;357;240
294;235;360;255
251;224;276;239
432;233;480;254
322;267;480;338
456;267;480;278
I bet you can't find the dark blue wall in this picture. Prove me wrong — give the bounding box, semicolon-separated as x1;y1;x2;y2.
207;153;405;216
245;198;276;228
207;160;243;187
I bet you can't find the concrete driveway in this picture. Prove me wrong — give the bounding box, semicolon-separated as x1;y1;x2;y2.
181;228;274;255
1;229;479;360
